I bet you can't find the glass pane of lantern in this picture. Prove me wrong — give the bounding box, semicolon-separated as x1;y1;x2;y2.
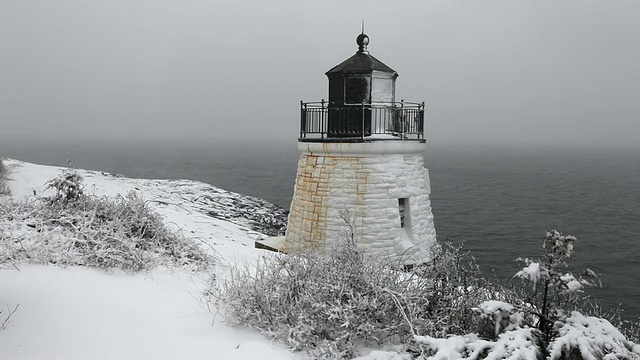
345;76;370;104
328;79;343;104
372;77;393;103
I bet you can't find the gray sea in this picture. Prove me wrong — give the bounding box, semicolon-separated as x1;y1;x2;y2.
2;138;639;321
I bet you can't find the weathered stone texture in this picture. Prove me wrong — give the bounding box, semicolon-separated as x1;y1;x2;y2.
284;148;436;264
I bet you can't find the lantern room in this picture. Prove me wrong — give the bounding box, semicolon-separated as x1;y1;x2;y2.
326;33;398;106
299;33;425;141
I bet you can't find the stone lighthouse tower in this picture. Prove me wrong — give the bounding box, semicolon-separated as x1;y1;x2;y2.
283;33;436;264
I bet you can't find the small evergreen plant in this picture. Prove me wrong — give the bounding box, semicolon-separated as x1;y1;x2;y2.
513;230;599;342
45;170;84;205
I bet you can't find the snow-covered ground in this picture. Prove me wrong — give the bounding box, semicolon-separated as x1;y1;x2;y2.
2;159;638;360
0;159;301;360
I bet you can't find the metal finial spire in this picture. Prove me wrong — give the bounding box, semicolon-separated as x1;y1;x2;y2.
356;22;369;54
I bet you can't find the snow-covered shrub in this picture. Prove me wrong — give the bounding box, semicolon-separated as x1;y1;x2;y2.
351;350;413;360
0;158;10;196
215;239;498;359
548;311;640;360
414;333;492;359
361;316;640;360
513;230;600;341
45;170;84;204
217;239;424;358
363;328;540;360
473;300;525;340
606;311;640;345
0;175;214;271
415;327;542;360
413;242;507;340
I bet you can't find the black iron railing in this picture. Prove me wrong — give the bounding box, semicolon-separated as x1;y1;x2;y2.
300;100;425;141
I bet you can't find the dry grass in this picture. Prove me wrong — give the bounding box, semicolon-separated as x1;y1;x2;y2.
0;170;215;272
214;239;497;359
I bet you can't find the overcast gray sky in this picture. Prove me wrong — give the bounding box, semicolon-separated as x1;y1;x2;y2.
1;0;639;148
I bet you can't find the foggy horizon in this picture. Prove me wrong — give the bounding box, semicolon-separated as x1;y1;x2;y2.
2;1;639;149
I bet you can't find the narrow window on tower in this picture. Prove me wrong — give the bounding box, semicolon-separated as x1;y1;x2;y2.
398;198;407;228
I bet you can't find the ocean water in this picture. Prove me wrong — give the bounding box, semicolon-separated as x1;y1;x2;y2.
2;138;639;320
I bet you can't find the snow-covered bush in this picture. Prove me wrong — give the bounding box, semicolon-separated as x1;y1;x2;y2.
0;172;215;271
45;170;84;204
549;311;640;360
513;230;600;341
360;318;640;360
605;310;640;345
216;238;421;358
414;327;542;360
215;238;500;359
473;300;525;340
413;242;508;340
0;158;10;196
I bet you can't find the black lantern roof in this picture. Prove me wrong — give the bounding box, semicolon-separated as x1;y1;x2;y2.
325;33;397;76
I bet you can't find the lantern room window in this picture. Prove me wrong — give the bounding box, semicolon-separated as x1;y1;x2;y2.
345;76;371;104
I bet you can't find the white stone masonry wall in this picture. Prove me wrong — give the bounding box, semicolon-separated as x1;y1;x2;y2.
284;143;436;264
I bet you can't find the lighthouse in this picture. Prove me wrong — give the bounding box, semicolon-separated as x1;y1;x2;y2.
271;33;436;264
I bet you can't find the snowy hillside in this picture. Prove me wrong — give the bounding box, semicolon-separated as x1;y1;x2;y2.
0;159;299;360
